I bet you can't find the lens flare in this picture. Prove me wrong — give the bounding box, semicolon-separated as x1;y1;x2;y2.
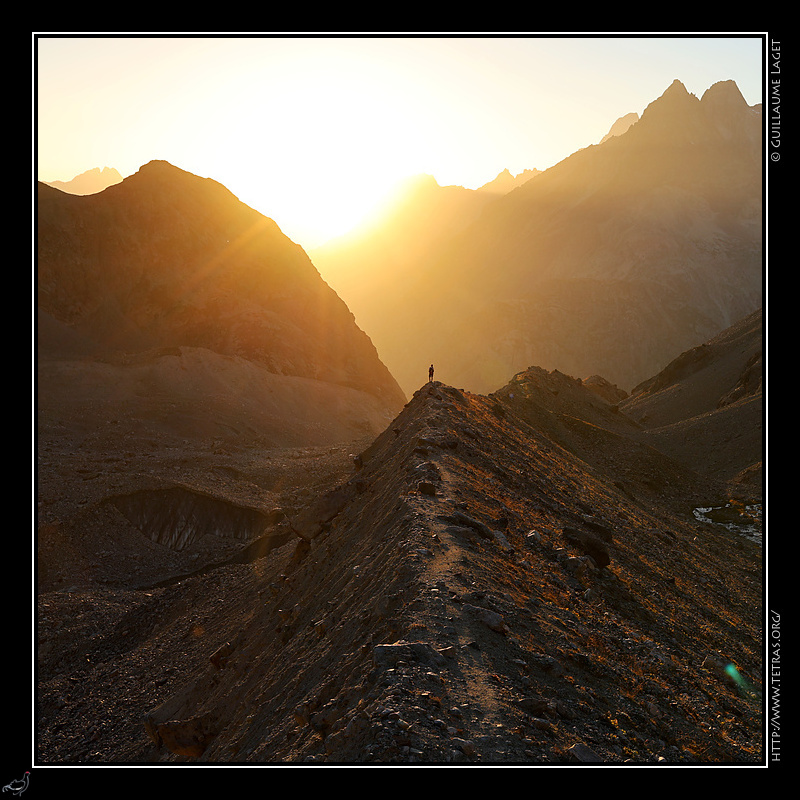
724;663;754;697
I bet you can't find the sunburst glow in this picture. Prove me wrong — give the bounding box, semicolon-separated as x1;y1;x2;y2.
36;35;764;250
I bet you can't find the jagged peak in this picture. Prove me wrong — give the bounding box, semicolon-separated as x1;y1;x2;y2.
641;78;699;117
701;79;748;108
630;78;755;147
665;78;691;96
478;167;541;195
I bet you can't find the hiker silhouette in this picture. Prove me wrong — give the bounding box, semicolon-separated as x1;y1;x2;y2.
429;364;434;382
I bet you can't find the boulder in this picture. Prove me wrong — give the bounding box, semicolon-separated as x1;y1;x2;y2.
562;526;611;568
147;712;218;758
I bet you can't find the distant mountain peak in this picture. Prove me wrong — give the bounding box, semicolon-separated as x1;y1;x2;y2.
44;166;123;196
701;79;749;110
478;168;540;194
666;77;691;94
599;112;640;144
643;78;699;116
629;77;760;149
699;79;759;142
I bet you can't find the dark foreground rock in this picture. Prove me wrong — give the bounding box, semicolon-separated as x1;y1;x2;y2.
36;379;763;766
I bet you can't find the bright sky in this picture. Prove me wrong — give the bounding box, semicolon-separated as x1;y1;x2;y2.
35;34;766;249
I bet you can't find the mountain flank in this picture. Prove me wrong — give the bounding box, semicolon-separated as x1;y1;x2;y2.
621;307;763;499
37;161;406;449
310;173;499;337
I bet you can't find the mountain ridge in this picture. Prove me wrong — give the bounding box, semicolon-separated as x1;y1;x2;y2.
313;78;762;396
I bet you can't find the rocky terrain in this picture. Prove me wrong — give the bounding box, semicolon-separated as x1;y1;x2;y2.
35;319;763;767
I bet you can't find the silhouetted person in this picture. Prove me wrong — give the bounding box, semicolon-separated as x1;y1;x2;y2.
429;364;434;383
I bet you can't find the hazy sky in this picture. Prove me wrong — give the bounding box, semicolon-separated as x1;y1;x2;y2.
35;34;766;248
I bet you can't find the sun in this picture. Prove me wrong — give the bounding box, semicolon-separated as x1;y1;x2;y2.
196;47;448;249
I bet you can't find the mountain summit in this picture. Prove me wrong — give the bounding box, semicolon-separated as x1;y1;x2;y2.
627;78;759;150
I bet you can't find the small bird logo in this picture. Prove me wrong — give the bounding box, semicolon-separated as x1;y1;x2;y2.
2;773;30;796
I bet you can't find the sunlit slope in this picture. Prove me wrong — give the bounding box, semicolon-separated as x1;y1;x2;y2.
317;80;762;396
37;161;407;446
